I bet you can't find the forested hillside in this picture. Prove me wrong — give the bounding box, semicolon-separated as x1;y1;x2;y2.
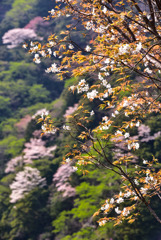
0;1;161;240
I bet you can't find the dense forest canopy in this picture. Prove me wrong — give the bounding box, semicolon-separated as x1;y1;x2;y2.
1;0;161;239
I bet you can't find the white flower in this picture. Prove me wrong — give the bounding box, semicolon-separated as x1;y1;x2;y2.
145;68;152;74
77;79;89;93
69;44;74;49
116;197;124;204
63;125;71;131
48;48;52;55
90;110;95;116
66;158;70;163
86;21;94;30
143;160;148;164
123;100;129;107
122;208;130;216
128;142;139;150
102;6;107;14
79;79;86;85
145;176;150;183
124;191;131;198
102;116;108;122
118;44;130;55
50;9;55;15
104;203;110;210
49;41;56;46
77;160;84;165
99;220;107;226
103;92;108;98
115;110;119;115
102;80;108;87
134;179;139;185
33;45;38;51
51;63;60;73
110;198;115;204
119;191;123;196
105;71;110;76
22;44;27;49
104;58;110;64
108;88;113;95
69;85;75;91
135;42;142;53
35;58;41;64
41;124;47;131
135;142;139;149
134;196;138;200
32;108;48;119
87;90;98;100
128;144;132;150
115;207;121;214
136;121;140;127
45;68;51;73
41;110;49;118
106;84;111;89
85;45;91;52
34;54;41;64
149;176;154;182
141;187;147;194
115;130;122;135
124;132;130;138
98;72;104;80
72;166;78;171
100;125;109;130
49;128;57;134
40;50;46;57
35;54;39;59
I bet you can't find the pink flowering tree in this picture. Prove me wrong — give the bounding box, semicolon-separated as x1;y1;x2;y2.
9;166;46;203
53;162;76;198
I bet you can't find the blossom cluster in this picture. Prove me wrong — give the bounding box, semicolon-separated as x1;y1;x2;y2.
2;28;41;49
5;156;23;174
32;108;49;119
33;109;58;135
10;166;46;203
5;138;57;173
53;163;76;197
98;155;161;226
76;79;89;94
